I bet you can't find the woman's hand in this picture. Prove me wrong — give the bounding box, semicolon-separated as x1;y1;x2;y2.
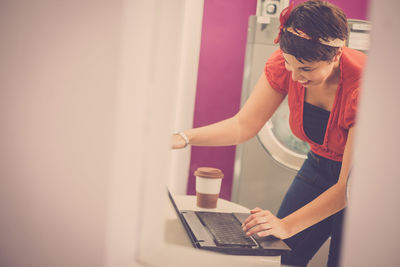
171;133;187;149
242;207;291;240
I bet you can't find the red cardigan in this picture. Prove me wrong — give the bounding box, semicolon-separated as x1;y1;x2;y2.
264;47;366;161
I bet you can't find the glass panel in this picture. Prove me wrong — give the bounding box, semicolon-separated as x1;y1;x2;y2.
270;97;310;155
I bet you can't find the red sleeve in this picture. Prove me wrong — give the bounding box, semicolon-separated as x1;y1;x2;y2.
264;49;290;94
343;88;360;129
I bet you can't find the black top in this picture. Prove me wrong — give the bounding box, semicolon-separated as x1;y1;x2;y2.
303;101;330;145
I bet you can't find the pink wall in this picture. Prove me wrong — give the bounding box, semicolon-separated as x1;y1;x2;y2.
186;0;257;200
187;0;369;200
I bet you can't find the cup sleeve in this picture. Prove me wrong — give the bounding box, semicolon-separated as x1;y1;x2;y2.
264;49;290;95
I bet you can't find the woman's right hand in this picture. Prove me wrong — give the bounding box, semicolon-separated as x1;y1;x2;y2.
171;133;188;149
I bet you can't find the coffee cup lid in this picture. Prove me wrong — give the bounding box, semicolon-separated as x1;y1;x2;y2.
194;167;224;179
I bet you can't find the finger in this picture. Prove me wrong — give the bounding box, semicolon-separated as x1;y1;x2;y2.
245;223;272;236
247;209;272;222
242;211;264;226
251;209;272;217
242;213;256;226
242;215;270;231
256;229;274;238
242;210;272;228
250;207;262;214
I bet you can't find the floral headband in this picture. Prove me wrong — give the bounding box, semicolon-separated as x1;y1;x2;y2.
274;2;345;48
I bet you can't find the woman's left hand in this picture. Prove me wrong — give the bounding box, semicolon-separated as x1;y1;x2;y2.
242;207;291;240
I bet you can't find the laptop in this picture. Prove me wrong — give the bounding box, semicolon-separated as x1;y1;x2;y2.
168;190;291;256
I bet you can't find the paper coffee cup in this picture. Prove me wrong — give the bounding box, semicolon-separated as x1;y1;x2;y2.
194;167;224;209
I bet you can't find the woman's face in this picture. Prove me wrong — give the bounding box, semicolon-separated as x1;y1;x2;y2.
282;52;340;87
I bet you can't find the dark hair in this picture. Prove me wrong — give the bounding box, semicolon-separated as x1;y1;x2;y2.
279;0;348;62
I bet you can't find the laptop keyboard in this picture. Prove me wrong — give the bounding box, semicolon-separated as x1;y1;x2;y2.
196;212;257;247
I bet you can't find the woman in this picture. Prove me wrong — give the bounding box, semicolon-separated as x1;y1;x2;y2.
172;1;366;266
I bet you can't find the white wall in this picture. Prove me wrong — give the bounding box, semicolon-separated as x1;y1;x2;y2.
0;1;184;266
0;1;120;266
341;1;400;266
168;1;204;195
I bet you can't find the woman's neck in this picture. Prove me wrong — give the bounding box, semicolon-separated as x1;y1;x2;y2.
309;60;341;91
326;60;341;86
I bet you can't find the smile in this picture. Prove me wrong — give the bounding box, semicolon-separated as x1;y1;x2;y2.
298;80;310;85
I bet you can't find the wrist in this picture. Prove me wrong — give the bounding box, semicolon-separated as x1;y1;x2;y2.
281;217;296;239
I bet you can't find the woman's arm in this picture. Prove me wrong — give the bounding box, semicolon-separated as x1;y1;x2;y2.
172;73;286;149
243;126;356;239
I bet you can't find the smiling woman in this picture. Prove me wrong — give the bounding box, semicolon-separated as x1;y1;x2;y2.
172;1;366;266
282;53;341;91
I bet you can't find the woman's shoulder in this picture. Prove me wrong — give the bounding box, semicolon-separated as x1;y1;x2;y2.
338;48;366;128
341;47;367;87
264;49;291;94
